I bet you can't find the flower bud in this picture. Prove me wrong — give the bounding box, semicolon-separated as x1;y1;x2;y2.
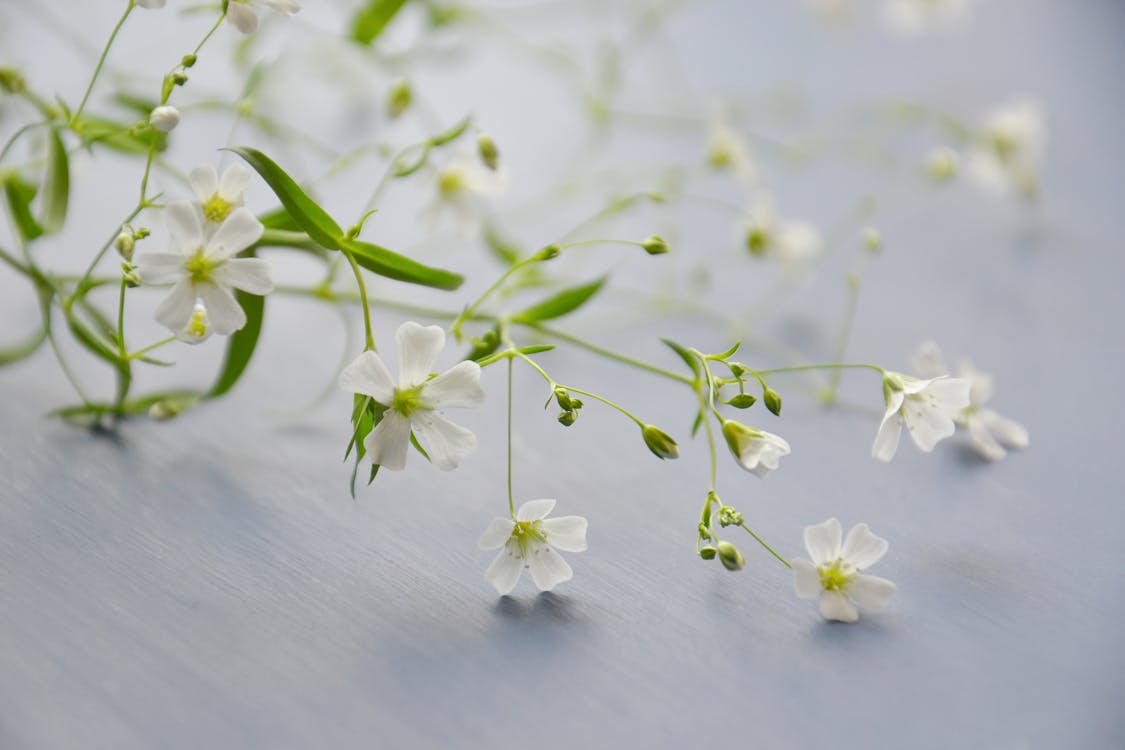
0;66;26;94
764;388;782;416
171;70;189;86
717;541;745;571
387;79;412;119
477;133;499;171
727;393;756;409
181;54;198;68
535;244;561;261
641;424;679;460
557;410;577;427
641;235;670;255
122;263;141;288
149;105;180;133
134;227;151;239
115;233;135;261
148;400;183;421
717;506;743;528
699;545;717;560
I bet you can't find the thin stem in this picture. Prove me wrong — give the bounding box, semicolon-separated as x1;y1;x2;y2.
563;386;645;427
556;238;645;251
507;357;515;519
343;249;376;350
75;205;143;295
739;524;791;569
127;336;176;360
0;121;49;165
72;1;135;125
755;363;884;376
191;11;227;57
824;276;861;405
527;323;693;384
115;277;127;356
451;256;537;339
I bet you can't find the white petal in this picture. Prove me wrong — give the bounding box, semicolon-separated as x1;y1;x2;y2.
188;164;219;203
422;361;484;409
792;559;821;599
871;409;903;462
924;377;972;412
340;352;395;404
165;201;204;255
541;516;587;552
396;322;445;387
959;359;995;405
477;518;515;550
153;280;197;333
213;257;273;295
803;518;842;566
260;0;301;14
196;283;246;335
897;375;936;395
363;411;411;470
206;207;263;260
902;395;957;452
819;591;858;622
911;341;948;378
840;523;889;569
967;413;1007;461
847;575;896;611
136;252;185;285
227;4;259;33
516;498;556;522
527;544;573;591
484;545;524;595
338;351;395;404
979;409;1029;449
218;163;252;201
410;412;477;471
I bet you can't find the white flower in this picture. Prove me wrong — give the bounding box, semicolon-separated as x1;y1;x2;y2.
744;193;822;266
706;115;757;184
136;202;272;339
477;499;588;595
338;322;484;471
913;342;1029;461
968;97;1046;199
793;518;897;623
872;370;971;461
423;151;507;237
227;0;301;35
190;163;253;231
136;0;167;9
721;420;790;478
149;105;180;133
924;146;959;181
883;0;973;36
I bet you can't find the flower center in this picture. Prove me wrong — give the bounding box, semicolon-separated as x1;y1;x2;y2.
185;305;209;340
391;384;427;417
201;193;233;223
991;132;1016;164
817;559;855;592
437;168;467;199
183;248;219;284
746;225;770;256
511;520;547;556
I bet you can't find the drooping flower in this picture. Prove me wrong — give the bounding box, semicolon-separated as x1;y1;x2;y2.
793;518;896;623
190;163;253;231
872;370;971;461
744;192;822;266
149;105;180;133
477;499;588;595
136;202;272;341
721;420;790;478
882;0;973;36
227;0;301;35
968;97;1046;199
338;322;484;471
913;342;1029;461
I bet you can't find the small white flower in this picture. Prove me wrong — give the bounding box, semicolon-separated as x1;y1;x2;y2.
968;97;1046;199
136;0;167;9
338;322;484;471
227;0;301;35
706;115;757;184
721;420;790;478
882;0;973;36
924;146;959;181
872;370;971;461
149;105;180;133
793;518;897;623
913;341;1029;461
189;163;253;231
744;193;822;266
423;151;507;237
136;202;272;339
477;499;588;595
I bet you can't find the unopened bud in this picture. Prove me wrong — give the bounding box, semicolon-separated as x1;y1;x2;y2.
0;66;26;94
699;545;717;560
746;225;769;256
727;393;757;409
641;424;679;460
554;387;581;411
717;541;745;571
557;410;577;427
718;506;743;528
115;233;135;261
387;79;412;119
535;244;561;261
181;54;197;68
134;227;151;239
171;70;189;86
641;235;670;255
764;388;782;416
149;105;180;133
122;263;141;288
477;133;499;170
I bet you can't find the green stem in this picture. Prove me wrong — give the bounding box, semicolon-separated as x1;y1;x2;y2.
739;524;791;569
563;386;645;427
71;1;135;125
755;363;884;376
824;276;861;405
0;121;49;165
526;323;692;384
127;336;176;360
342;249;376;351
451;256;538;340
507;357;515;519
115;277;127;356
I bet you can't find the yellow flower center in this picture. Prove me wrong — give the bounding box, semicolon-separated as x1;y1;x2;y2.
183;248;219;284
817;559;855;592
511;520;547;556
746;225;770;256
437;168;467;199
202;193;233;223
391;384;427;417
185;307;208;339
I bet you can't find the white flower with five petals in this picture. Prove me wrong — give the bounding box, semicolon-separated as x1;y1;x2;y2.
227;0;301;35
338;322;484;471
793;518;897;623
478;499;588;595
190;163;253;232
744;192;822;266
872;370;971;461
136;203;272;343
721;420;791;478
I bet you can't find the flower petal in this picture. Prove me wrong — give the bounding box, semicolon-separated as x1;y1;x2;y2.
792;558;821;599
902;395;958;452
338;351;395;404
979;409;1029;449
841;523;889;569
847;574;897;611
911;340;949;378
819;591;859;622
213;257;273;295
153;280;197;333
165;201;204;255
196;283;246;335
871;409;903;462
967;413;1007;461
541;516;587;552
396;322;445;387
924;377;972;412
423;361;485;409
410;412;477;471
803;518;842;565
527;543;573;591
188;164;219;203
136;252;186;285
363;411;411;470
477;518;515;550
516;498;556;522
484;545;524;595
227;3;259;33
206;207;263;260
219;163;252;201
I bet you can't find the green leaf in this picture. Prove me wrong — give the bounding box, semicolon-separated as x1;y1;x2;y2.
207;289;264;398
465;324;501;362
3;175;45;242
342;238;463;290
515;344;555;356
74;115;167;156
691;410;704;437
258;206;302;232
39;127;69;234
711;340;741;361
226;146;343;250
63;305;125;374
351;0;410;45
428;115;471;147
662;338;702;379
483;224;521;265
409;431;431;462
511;277;607;324
0;325;47;366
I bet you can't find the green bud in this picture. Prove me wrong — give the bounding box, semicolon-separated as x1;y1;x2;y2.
727;393;757;409
717;541;745;571
641;235;670;255
717;506;743;528
557;410;577;427
553;386;582;411
641;424;679;460
171;70;189;86
0;66;26;94
477;133;500;170
698;522;712;541
746;225;769;256
148;400;183;421
134;227;151;239
122;263;141;288
764;388;782;416
699;545;717;560
115;233;135;261
535;244;561;261
386;79;412;119
181;54;198;68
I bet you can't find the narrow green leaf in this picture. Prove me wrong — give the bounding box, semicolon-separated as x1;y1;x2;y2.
0;325;47;365
662;338;702;379
711;340;741;360
342;238;463;290
74;115;167;155
39;127;69;234
511;277;607;324
3;175;45;242
483;224;521;265
409;431;431;462
691;411;704;437
351;0;410;45
207;289;264;398
390;143;432;178
465;324;501;362
258;207;302;232
226;146;343;250
64;306;125;373
428;115;471;147
515;344;555;356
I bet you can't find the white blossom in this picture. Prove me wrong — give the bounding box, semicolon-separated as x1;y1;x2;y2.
969;97;1046;199
423;151;506;237
189;163;253;232
872;370;971;461
913;341;1029;461
706;115;757;185
136;0;167;9
883;0;973;35
793;518;896;623
924;146;959;181
338;322;484;471
478;499;588;595
744;192;822;266
722;420;790;478
227;0;301;35
136;202;272;340
149;105;180;133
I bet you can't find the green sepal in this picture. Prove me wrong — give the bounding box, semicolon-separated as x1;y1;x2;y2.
3;174;45;242
410;431;431;462
351;0;410;45
662;338;702;379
